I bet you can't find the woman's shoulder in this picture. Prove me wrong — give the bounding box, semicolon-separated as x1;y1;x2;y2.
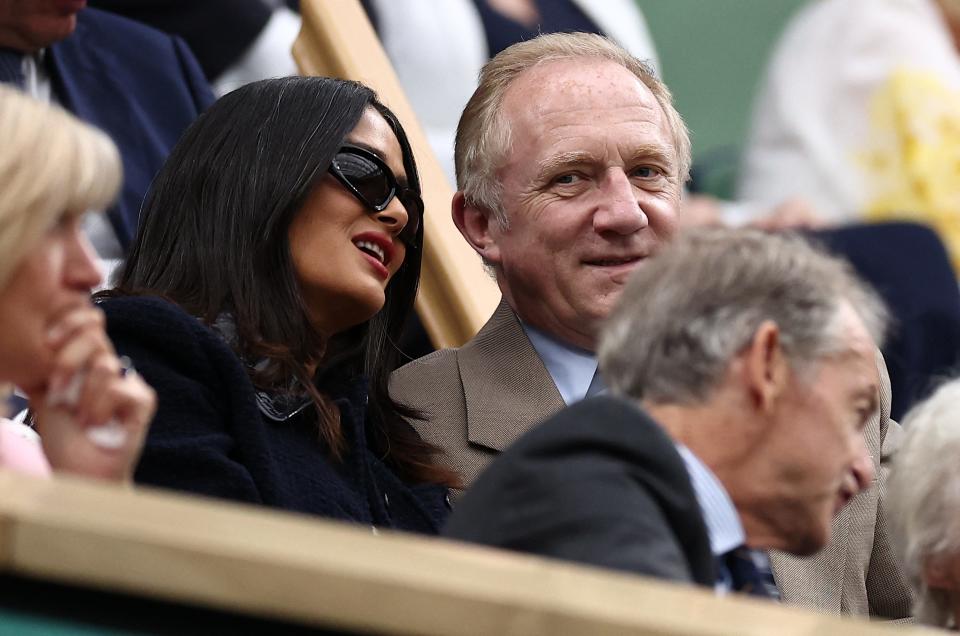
100;294;197;328
100;295;221;345
99;294;244;382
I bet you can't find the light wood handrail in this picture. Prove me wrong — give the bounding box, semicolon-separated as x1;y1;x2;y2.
292;0;500;349
0;471;942;634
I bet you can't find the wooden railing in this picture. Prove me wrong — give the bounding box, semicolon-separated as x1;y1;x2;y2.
293;0;501;349
0;470;943;634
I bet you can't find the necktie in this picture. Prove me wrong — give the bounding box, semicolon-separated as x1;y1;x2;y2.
0;48;25;88
585;370;607;398
720;546;780;600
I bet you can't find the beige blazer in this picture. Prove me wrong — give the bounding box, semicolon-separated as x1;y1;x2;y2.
390;301;912;619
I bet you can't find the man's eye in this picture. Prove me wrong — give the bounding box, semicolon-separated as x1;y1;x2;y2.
632;166;659;179
554;173;580;185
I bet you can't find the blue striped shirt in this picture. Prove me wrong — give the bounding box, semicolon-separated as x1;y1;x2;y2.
675;445;744;593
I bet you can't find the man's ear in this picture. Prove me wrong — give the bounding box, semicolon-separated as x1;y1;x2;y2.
743;320;789;413
452;191;502;264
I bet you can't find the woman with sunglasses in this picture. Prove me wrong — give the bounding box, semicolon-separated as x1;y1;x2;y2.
98;77;456;532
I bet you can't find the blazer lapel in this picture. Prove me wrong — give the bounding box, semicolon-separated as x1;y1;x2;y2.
459;301;565;452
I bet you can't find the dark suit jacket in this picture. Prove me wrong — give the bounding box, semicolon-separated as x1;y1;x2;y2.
88;0;272;81
444;395;716;587
39;8;215;248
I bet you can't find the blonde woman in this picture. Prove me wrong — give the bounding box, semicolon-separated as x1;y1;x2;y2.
0;86;154;480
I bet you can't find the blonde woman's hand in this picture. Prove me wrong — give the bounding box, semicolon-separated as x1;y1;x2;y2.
31;305;155;482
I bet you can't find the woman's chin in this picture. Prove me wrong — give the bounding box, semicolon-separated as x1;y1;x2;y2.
344;302;386;332
311;292;387;336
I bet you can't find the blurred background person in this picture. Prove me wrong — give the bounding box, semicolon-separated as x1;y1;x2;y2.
740;0;960;269
99;77;456;531
0;86;154;481
88;0;301;96
737;0;960;418
888;377;960;629
0;0;214;276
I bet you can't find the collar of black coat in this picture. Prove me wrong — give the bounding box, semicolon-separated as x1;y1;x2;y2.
210;313;369;422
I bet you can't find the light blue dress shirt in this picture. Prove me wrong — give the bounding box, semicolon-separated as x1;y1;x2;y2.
523;323;605;405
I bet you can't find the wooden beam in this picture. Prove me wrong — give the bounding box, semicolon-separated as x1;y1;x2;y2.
0;471;940;635
292;0;500;349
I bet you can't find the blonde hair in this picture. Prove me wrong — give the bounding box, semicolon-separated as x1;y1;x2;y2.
454;32;691;226
0;86;121;289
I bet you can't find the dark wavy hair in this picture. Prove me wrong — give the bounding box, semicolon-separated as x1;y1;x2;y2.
110;77;456;486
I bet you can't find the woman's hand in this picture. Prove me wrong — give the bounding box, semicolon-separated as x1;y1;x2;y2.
31;305;155;482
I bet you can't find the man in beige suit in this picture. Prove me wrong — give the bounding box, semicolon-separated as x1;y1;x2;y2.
391;32;911;618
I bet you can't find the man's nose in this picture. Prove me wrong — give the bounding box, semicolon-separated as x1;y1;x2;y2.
592;170;648;235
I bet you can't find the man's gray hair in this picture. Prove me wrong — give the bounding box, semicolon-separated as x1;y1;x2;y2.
598;228;888;405
888;378;960;628
455;32;691;228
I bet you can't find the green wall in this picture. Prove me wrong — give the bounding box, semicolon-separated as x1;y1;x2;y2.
635;1;808;158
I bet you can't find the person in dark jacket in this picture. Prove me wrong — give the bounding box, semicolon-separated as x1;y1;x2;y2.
99;76;455;533
0;3;215;255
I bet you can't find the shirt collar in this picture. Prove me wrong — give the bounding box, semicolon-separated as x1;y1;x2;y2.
675;444;744;557
522;322;598;406
21;49;52;103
